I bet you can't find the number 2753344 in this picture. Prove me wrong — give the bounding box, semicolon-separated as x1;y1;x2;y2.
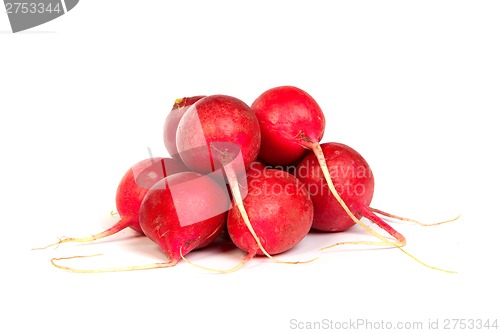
5;2;62;14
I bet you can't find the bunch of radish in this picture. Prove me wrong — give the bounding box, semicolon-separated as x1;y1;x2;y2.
40;86;457;273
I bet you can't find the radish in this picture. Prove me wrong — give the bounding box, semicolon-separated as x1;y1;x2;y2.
295;142;404;244
175;94;277;260
37;157;187;249
139;171;230;265
51;171;230;272
226;166;314;267
175;95;260;174
251;86;396;247
252;86;325;167
163;96;205;158
296;142;456;272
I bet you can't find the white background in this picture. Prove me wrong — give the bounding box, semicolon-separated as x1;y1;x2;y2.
1;1;499;332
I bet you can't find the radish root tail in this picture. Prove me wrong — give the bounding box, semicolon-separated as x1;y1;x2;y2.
321;240;398;250
51;254;176;273
32;217;132;250
180;249;256;274
369;207;461;226
360;205;406;246
320;205;406;250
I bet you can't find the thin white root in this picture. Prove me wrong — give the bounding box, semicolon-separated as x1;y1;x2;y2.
51;254;176;273
370;207;461;226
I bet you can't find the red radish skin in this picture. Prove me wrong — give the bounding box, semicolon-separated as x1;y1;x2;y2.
176;95;261;174
247;160;268;174
295;142;374;232
175;95;278;260
37;157;187;249
295;142;404;244
163;96;205;158
115;157;188;232
227;167;314;264
139;171;230;265
251;86;398;247
252;86;325;166
51;171;230;272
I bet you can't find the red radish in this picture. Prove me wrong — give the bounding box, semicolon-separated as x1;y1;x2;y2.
139;171;230;265
115;157;187;232
252;86;325;166
295;142;457;272
295;142;404;244
163;96;205;158
175;95;260;174
251;86;395;246
37;157;187;249
175;95;277;259
51;171;230;272
227;167;314;267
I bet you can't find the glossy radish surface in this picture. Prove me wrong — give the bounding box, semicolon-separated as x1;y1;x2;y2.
227;166;313;260
176;94;260;174
140;171;230;265
163;96;205;158
296;142;405;244
252;86;325;166
251;86;401;247
175;94;273;259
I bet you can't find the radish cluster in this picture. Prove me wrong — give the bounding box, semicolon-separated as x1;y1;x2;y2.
42;86;456;273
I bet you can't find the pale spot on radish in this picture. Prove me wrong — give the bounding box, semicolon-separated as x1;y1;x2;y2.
147;171;158;180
